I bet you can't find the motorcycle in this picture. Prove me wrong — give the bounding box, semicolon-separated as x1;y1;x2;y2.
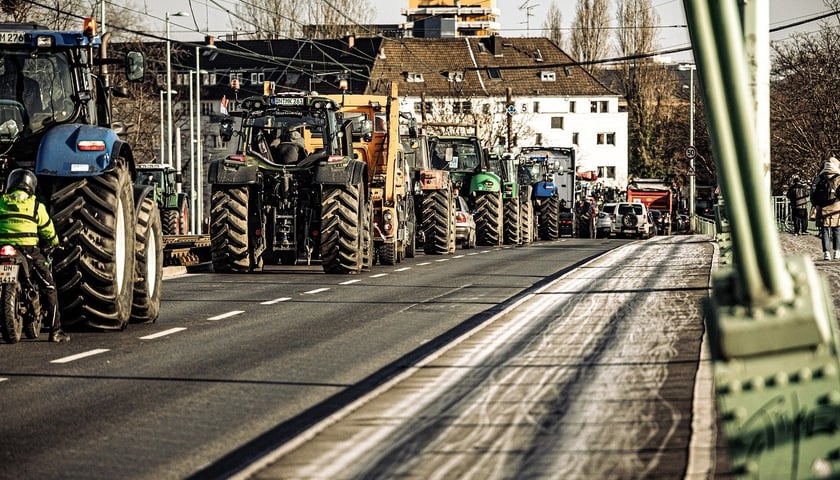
0;244;47;343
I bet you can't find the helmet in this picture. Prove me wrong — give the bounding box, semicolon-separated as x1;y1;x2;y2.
5;168;37;194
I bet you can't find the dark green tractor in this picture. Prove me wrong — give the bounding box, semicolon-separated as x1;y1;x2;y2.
136;163;190;235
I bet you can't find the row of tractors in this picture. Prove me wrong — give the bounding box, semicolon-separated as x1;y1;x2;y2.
0;18;581;339
202;84;582;275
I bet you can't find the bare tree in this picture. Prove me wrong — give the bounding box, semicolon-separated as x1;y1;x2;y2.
419;97;535;152
770;27;840;191
612;0;675;179
542;2;563;47
568;0;611;71
233;0;375;40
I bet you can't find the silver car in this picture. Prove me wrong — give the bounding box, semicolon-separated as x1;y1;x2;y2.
596;202;617;238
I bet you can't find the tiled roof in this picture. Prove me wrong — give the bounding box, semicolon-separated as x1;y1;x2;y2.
368;36;617;98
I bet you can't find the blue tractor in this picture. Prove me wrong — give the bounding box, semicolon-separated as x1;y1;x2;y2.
0;19;161;328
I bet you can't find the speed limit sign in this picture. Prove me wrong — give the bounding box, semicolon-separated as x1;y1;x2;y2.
685;145;697;159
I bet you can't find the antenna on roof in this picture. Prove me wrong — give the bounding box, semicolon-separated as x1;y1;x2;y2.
518;0;539;37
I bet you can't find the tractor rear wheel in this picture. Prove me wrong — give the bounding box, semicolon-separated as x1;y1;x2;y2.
50;160;136;330
474;191;503;246
538;195;560;240
422;189;453;255
210;186;253;273
520;199;534;244
131;196;163;323
321;183;363;274
503;198;521;245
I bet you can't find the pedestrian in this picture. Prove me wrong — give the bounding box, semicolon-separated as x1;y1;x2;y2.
812;157;840;261
0;169;69;341
785;175;810;235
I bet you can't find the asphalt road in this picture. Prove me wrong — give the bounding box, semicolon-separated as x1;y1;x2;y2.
0;237;627;480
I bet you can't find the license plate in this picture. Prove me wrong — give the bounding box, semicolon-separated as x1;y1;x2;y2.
0;264;19;284
0;31;25;44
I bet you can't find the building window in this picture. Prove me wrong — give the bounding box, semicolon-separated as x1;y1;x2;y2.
413;101;433;115
540;71;556;81
482;103;492;114
176;73;189;86
598;166;617;179
406;72;424;82
596;132;616;145
550;116;564;129
535;133;543;145
251;72;265;84
572;132;579;145
486;67;502;80
453;101;472;114
590;100;609;113
533;101;540;113
569;101;576;113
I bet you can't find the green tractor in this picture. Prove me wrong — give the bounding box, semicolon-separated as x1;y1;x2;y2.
488;152;534;245
427;134;503;246
136;163;190;235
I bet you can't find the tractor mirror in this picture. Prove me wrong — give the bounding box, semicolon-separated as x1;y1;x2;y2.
219;117;234;142
125;51;145;82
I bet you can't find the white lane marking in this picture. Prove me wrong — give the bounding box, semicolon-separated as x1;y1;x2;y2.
208;310;244;321
139;328;186;340
304;288;330;294
395;267;411;272
261;297;292;305
468;252;479;256
370;273;388;278
479;250;491;254
454;255;465;259
340;279;361;285
0;378;7;383
417;262;431;266
435;258;450;262
51;349;110;364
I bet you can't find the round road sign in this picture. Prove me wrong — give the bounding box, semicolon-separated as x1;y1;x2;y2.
685;145;697;159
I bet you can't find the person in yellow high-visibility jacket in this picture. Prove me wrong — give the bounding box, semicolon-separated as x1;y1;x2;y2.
0;169;69;342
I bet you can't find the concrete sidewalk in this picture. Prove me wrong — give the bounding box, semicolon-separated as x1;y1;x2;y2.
238;235;718;480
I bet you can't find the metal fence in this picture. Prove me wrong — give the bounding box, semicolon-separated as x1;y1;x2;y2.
691;196;797;237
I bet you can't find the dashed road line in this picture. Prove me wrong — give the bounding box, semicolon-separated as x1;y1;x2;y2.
468;252;479;256
304;288;330;294
261;297;292;305
340;279;361;285
454;255;465;259
0;378;7;383
51;349;110;364
435;258;450;262
208;310;245;321
140;328;187;340
417;262;432;266
395;267;411;272
370;273;388;278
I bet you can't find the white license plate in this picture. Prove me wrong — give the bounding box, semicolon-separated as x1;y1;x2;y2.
0;31;25;44
0;264;19;284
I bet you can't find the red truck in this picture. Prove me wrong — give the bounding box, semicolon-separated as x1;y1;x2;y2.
626;179;675;235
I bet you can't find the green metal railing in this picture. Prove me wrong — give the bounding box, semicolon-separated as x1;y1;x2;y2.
683;2;840;478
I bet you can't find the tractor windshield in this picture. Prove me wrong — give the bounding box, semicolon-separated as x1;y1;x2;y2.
0;51;75;133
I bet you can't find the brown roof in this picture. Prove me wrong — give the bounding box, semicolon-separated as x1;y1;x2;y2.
368;36;617;98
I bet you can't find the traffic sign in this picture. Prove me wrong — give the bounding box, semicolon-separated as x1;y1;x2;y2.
506;104;516;116
685;145;697;159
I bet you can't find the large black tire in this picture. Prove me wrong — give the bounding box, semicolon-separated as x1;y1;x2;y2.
362;196;373;271
210;186;253;273
161;209;179;236
474;191;503;246
448;199;456;254
422;189;453;255
538;195;560;240
321;184;363;274
131;196;163;323
51;161;137;330
378;243;397;265
520;199;535;244
0;284;22;343
503;198;521;245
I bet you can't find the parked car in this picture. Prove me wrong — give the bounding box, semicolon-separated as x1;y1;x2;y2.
675;214;690;233
650;209;669;235
596;202;618;238
615;202;655;239
455;195;476;249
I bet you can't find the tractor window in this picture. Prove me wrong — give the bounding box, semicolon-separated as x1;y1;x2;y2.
0;52;75;130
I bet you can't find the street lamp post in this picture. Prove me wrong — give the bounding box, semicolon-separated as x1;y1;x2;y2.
165;11;189;169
